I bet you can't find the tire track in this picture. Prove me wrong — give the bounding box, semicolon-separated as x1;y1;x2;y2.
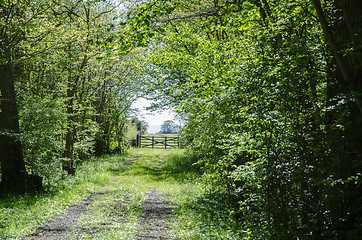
137;189;174;240
25;193;104;240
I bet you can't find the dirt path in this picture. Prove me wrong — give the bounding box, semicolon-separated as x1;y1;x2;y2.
123;154;144;167
25;154;174;240
137;189;174;239
26;193;104;239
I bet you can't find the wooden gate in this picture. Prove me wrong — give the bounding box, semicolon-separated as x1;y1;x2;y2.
136;135;180;149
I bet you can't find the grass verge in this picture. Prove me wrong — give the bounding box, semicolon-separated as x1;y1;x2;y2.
0;153;128;239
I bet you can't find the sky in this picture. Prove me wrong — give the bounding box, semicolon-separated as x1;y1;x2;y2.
131;98;176;133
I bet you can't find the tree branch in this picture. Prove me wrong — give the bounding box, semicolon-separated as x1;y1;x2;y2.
311;0;362;112
157;9;218;23
311;0;352;85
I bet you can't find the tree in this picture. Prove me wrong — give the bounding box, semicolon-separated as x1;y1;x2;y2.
160;120;178;134
25;0;139;171
93;53;144;155
311;0;362;235
0;0;42;192
1;0;145;188
130;117;149;135
138;120;149;135
0;40;27;191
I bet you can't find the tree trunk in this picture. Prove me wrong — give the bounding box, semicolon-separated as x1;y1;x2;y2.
312;0;362;235
311;0;362;113
94;117;110;155
94;81;109;156
62;74;76;175
0;2;43;192
0;58;28;192
62;42;88;174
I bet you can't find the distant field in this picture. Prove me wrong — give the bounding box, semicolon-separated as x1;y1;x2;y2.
144;133;178;137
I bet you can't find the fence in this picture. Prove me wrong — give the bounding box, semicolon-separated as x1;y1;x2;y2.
136;135;180;149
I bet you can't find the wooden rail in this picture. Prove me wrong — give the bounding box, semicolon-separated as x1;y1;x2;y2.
136;135;180;149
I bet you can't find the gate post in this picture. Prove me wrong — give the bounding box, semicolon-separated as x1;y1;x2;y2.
136;134;141;148
165;136;167;149
152;136;154;148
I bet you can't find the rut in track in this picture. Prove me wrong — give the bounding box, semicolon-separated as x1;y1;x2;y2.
137;189;174;239
25;193;104;240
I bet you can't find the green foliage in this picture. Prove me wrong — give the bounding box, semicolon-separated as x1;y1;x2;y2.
130;116;149;135
6;0;146;179
142;0;362;238
172;187;243;239
118;0;176;51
